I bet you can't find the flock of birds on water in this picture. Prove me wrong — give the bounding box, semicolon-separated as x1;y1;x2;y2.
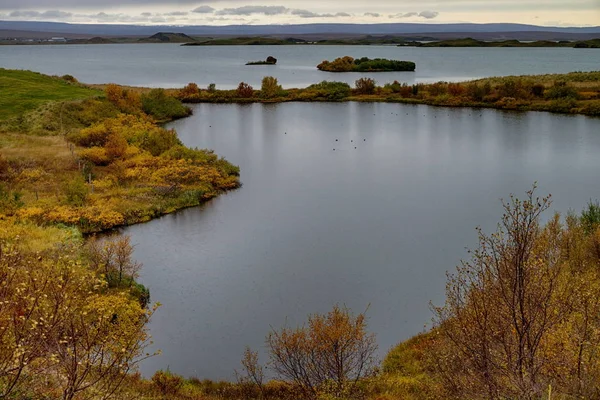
279;110;483;151
207;109;484;152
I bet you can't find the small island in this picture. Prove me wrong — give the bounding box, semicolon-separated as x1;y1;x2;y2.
317;56;416;72
246;56;278;65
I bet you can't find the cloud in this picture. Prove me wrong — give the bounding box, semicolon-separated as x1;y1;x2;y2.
388;11;439;19
8;9;73;19
191;5;214;14
291;9;350;18
40;10;72;17
140;12;152;16
165;11;188;16
9;10;41;17
205;16;247;22
215;5;288;16
419;10;439;19
364;12;381;17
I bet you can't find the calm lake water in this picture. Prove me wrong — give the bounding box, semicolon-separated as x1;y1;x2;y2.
120;102;600;379
1;44;600;88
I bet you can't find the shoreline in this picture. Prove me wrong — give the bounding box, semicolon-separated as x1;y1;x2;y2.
171;71;600;117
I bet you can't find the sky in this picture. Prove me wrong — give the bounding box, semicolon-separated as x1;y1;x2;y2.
0;0;598;26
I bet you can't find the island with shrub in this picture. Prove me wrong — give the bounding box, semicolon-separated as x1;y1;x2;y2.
317;56;416;72
246;56;278;65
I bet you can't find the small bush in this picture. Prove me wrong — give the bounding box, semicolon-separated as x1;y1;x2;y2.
64;177;89;206
355;77;376;94
547;98;578;113
581;201;600;233
61;74;78;83
152;370;184;395
448;83;466;96
531;83;545;97
236;82;255;98
261;76;283;99
546;81;579;100
306;81;351;100
79;146;110;166
428;82;447;96
141;89;191;121
179;82;200;99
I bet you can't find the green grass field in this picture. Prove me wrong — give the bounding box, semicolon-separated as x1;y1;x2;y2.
0;68;100;121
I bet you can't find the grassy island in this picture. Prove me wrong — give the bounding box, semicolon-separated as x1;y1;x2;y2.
317;56;416;72
246;56;278;65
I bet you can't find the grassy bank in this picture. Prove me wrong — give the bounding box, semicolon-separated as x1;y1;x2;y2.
0;69;240;233
0;68;100;120
175;71;600;116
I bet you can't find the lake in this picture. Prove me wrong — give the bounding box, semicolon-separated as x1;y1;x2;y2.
1;44;599;89
119;102;600;379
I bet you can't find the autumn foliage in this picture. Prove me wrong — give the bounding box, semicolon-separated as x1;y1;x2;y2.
0;222;154;399
267;305;378;398
174;72;600;117
2;86;240;233
429;189;600;399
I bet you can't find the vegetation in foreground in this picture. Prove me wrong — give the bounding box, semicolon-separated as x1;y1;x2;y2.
0;69;240;233
176;71;600;116
56;190;600;400
0;220;157;399
317;57;416;72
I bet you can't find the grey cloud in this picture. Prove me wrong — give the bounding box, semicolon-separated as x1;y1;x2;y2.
79;11;150;22
8;9;73;19
40;10;72;17
290;9;317;18
291;9;350;18
140;12;152;16
191;5;214;13
9;10;41;17
165;11;188;16
389;11;439;19
419;10;439;19
364;12;381;17
215;5;288;16
205;16;247;21
150;16;166;22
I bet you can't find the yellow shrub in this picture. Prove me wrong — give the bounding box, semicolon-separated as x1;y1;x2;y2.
79;146;110;165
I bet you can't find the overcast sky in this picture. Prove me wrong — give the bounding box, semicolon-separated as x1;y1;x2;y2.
0;0;598;26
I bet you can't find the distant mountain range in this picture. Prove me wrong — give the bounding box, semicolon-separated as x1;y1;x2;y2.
1;21;599;39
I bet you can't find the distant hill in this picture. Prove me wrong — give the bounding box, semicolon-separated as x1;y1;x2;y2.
140;32;195;43
1;21;599;40
67;36;116;44
415;37;600;48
